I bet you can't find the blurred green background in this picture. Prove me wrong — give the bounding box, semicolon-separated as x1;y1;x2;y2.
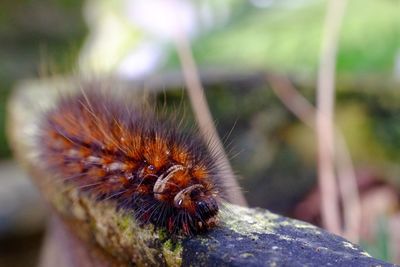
0;0;399;266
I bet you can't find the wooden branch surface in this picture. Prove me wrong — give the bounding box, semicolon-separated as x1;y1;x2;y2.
7;77;395;267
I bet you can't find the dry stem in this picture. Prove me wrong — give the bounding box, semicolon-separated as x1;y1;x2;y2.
169;1;247;206
268;74;360;242
316;0;347;236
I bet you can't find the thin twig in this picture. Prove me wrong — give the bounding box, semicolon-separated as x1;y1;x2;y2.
316;0;347;236
335;132;360;242
267;75;315;128
169;1;247;206
267;74;360;242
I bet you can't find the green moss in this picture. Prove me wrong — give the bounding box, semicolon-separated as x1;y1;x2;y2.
162;239;183;266
222;204;280;238
117;214;133;232
279;219;320;232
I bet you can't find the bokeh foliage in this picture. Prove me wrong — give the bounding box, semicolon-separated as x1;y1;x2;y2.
0;0;86;158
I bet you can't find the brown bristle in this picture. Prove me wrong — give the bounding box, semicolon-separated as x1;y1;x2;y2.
38;89;223;236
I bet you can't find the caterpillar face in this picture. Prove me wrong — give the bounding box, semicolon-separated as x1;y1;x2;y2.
153;165;219;232
181;189;219;231
39;90;222;236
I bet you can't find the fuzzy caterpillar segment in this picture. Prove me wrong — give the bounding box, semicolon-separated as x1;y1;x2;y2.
39;90;221;236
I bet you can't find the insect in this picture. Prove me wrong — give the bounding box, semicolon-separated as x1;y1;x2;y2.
38;89;222;236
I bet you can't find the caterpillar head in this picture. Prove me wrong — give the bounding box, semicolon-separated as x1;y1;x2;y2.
153;165;219;234
174;184;219;232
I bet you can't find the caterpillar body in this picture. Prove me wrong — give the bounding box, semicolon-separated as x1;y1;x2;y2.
39;90;222;236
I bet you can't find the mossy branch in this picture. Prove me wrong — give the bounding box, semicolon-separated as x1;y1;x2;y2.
7;78;394;267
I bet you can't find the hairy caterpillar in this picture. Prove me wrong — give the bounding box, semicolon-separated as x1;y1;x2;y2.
38;89;223;236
